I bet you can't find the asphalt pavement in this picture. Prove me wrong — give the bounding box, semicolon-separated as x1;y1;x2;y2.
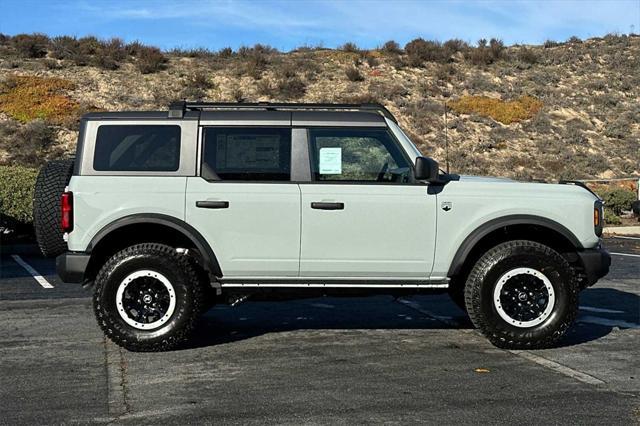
1;237;638;424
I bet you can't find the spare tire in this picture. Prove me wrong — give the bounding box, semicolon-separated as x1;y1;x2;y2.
33;159;74;257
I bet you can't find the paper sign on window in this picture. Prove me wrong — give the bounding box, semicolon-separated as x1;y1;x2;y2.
319;147;342;174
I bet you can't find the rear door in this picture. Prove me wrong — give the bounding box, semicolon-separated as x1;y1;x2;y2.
185;124;301;278
299;127;437;279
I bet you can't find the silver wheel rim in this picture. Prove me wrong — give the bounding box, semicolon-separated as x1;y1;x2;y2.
493;267;555;328
116;270;176;330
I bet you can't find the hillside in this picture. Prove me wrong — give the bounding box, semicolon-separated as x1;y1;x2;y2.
0;33;638;180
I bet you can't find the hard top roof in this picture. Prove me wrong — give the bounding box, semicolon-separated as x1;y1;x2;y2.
82;102;396;125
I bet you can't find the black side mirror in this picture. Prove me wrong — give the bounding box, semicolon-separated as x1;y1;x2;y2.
414;157;440;182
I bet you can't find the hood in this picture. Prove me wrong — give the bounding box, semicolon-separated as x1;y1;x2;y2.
457;175;516;183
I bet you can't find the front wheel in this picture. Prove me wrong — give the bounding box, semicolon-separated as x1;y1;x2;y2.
465;240;578;349
93;243;206;351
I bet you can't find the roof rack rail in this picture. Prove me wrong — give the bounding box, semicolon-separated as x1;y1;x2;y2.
168;101;397;123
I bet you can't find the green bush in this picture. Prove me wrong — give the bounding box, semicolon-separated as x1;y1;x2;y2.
599;188;636;215
0;165;38;227
604;209;622;225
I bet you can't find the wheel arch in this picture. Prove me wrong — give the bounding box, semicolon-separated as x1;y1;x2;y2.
447;215;583;279
85;213;222;281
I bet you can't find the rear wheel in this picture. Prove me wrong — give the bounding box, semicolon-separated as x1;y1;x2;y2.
465;240;578;349
33;159;74;257
93;243;207;351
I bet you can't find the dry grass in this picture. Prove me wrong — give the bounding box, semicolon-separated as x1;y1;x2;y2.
448;95;543;124
0;76;79;125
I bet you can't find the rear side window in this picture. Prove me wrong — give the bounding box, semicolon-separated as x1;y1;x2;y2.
202;127;291;181
93;125;181;172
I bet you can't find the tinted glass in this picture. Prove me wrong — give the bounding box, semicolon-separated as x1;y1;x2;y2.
202;127;291;181
309;128;412;183
94;125;180;171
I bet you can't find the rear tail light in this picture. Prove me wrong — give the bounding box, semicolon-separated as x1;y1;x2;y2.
61;191;73;233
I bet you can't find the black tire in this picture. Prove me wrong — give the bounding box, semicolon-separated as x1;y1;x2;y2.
465;240;578;349
33;159;74;257
93;243;207;352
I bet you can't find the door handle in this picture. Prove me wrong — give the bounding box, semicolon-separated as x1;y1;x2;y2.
311;202;344;210
196;200;229;209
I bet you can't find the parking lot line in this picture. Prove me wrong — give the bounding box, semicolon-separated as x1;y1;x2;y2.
10;255;54;289
510;350;605;386
579;305;625;314
610;252;640;258
610;236;640;241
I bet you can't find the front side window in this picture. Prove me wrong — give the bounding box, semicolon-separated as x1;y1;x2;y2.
202;127;291;181
309;128;412;183
93;125;181;171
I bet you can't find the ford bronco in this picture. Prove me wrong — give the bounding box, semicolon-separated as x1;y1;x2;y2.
33;102;610;351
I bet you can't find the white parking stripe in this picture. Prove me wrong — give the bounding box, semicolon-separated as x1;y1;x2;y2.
510;350;605;386
579;306;625;314
610;252;640;258
11;255;54;289
610;236;640;241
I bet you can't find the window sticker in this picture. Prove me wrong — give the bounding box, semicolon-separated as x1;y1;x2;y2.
319;147;342;174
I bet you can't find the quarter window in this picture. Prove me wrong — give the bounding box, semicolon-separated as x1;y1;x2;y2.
93;125;181;172
309;128;412;183
202;127;291;181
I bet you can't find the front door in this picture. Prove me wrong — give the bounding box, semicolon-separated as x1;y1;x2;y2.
186;126;300;277
299;128;437;278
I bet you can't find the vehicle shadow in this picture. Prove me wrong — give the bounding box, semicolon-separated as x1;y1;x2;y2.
557;287;640;347
184;288;639;350
184;294;473;350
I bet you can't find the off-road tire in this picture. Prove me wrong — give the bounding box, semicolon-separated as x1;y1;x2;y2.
33;159;74;257
93;243;207;352
465;240;578;349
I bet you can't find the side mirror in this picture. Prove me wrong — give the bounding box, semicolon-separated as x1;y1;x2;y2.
414;157;440;182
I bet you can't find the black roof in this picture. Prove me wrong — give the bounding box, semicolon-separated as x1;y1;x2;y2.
82;102;397;123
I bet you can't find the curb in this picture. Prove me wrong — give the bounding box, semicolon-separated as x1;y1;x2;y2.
603;226;640;237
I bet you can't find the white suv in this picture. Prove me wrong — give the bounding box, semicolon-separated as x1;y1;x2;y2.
33;102;610;351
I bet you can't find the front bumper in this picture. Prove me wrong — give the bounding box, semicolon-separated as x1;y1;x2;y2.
577;246;611;286
56;252;90;283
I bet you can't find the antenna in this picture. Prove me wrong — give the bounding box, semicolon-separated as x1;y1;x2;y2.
444;101;450;174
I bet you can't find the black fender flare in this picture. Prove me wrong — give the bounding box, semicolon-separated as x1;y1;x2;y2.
87;213;223;277
447;214;583;277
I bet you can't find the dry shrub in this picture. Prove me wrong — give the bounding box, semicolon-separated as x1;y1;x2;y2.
340;42;360;53
517;47;539;64
0;75;79;125
467;38;505;65
448;95;543;124
380;40;402;55
405;38;446;65
136;47;167;73
345;66;364;82
276;76;306;100
11;33;50;58
0;119;56;167
256;79;276;97
180;70;214;99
